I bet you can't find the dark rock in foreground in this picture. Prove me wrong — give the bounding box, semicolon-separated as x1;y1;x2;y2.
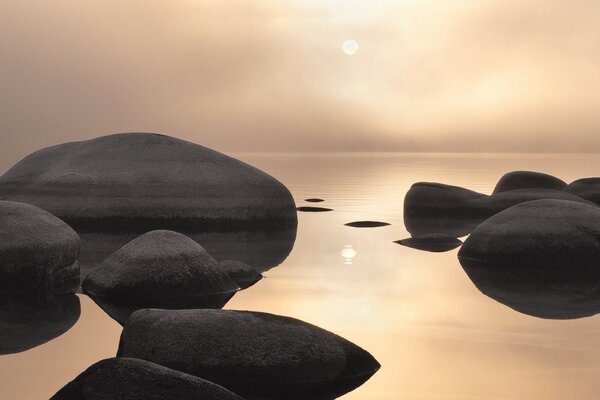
395;234;462;253
0;294;80;354
51;357;244;400
492;171;567;194
219;260;262;289
0;132;297;230
118;309;380;400
459;199;600;319
83;231;239;324
345;221;390;228
566;177;600;205
304;198;325;203
297;206;333;212
0;201;80;294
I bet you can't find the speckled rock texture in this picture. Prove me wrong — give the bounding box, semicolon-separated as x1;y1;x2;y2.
82;231;239;323
0;294;80;354
0;200;80;294
0;132;297;230
459;199;600;270
565;177;600;205
51;357;245;400
492;171;567;194
118;309;381;400
395;234;462;253
218;260;262;289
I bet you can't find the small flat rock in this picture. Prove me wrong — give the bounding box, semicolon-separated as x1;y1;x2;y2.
395;234;463;253
51;357;244;400
219;260;263;289
304;198;325;203
118;309;380;400
345;221;390;228
297;206;333;212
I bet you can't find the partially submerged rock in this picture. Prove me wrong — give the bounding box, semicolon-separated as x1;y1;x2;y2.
565;177;600;205
304;198;325;203
219;260;262;289
83;231;239;324
492;171;566;194
0;294;80;355
0;133;297;230
118;309;380;400
297;206;333;212
51;357;244;400
0;200;80;294
395;234;462;253
345;221;390;228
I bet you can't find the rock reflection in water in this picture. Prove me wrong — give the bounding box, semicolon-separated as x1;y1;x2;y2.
0;293;80;354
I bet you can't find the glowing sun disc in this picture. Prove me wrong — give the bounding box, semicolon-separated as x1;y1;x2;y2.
342;39;359;55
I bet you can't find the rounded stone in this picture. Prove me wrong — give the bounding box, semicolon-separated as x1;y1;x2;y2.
82;230;239;323
51;357;244;400
492;171;567;194
395;234;462;253
0;200;80;294
218;260;262;289
118;309;381;400
565;177;600;205
0;132;297;230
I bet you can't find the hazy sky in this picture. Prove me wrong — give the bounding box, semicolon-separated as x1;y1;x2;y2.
2;0;600;156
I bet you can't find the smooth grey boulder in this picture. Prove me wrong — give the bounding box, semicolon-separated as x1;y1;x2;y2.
0;132;297;230
0;294;80;354
492;171;567;194
82;230;239;324
459;199;600;270
218;260;262;289
118;309;380;400
51;357;244;400
0;200;80;294
395;234;462;253
565;177;600;205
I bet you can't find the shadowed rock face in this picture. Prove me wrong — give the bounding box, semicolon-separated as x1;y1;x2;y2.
566;177;600;205
403;182;592;237
492;171;567;194
0;201;80;294
459;199;600;319
118;309;381;400
0;294;80;354
0;133;297;229
218;260;262;289
82;231;239;324
51;358;244;400
395;234;462;253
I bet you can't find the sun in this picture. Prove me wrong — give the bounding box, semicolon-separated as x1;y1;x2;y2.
342;39;359;55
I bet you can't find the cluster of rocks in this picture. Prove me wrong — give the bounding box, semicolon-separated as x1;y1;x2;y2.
0;133;379;399
400;170;600;319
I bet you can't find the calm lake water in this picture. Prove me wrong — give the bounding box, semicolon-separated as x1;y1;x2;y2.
2;152;600;399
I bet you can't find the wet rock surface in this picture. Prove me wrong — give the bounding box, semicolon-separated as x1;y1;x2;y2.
118;309;380;400
51;357;244;400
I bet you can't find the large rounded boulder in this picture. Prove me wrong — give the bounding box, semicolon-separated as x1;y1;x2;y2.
565;177;600;205
118;309;381;400
492;171;566;194
51;357;244;400
0;133;297;230
83;230;239;324
218;260;262;289
0;200;80;294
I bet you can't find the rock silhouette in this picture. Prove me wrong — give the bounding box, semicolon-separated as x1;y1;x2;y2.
297;206;333;212
0;133;297;230
304;198;325;203
395;234;462;253
565;177;600;205
51;357;244;400
0;200;80;294
345;221;390;228
219;260;262;289
118;309;380;400
83;231;239;324
0;294;80;354
492;171;567;194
